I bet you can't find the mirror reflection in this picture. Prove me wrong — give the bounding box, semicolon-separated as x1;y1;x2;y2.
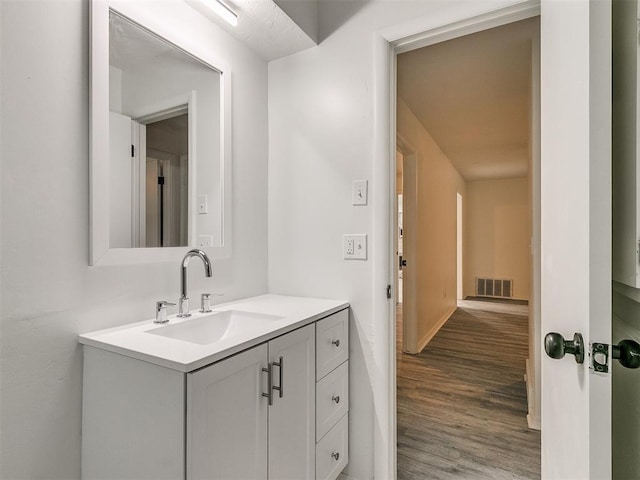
109;11;221;248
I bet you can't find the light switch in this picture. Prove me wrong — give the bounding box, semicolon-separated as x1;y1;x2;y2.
352;180;368;206
198;194;208;214
343;234;367;260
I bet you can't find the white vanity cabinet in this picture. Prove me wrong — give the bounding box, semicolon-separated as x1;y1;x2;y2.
187;343;269;480
80;299;348;480
187;324;315;479
314;309;349;480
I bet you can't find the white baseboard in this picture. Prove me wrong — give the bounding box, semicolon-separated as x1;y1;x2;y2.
416;305;457;353
527;413;541;430
525;358;541;430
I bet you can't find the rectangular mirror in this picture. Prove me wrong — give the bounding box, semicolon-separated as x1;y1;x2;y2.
90;0;231;265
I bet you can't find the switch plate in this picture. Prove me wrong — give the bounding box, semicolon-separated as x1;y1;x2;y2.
352;180;368;206
198;194;208;214
343;234;367;260
198;235;213;247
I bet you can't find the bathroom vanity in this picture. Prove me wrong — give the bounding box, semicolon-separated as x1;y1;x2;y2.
79;295;349;480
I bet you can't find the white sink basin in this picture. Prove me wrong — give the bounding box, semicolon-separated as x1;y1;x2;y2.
146;310;283;345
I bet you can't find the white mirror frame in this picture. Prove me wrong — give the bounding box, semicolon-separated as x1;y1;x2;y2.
90;0;232;265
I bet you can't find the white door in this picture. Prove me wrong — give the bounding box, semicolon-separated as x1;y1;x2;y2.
109;111;132;248
187;344;268;480
268;324;316;480
400;151;418;353
541;0;612;477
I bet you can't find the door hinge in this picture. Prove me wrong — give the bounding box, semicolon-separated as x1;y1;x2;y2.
386;284;392;299
131;145;135;157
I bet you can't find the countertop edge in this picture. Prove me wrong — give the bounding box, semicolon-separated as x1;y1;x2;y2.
79;299;349;372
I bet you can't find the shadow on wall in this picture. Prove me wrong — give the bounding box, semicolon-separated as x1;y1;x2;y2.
318;0;370;43
346;308;375;478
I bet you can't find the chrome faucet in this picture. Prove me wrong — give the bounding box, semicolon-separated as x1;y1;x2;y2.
178;249;213;317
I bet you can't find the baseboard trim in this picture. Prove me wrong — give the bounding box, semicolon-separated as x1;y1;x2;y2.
526;413;541;430
416;305;457;353
525;358;541;430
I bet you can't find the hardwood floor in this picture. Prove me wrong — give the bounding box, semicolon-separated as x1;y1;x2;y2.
396;300;541;479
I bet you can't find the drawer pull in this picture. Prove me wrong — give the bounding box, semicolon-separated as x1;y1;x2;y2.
272;356;284;398
332;395;340;404
331;339;340;347
331;452;340;461
261;363;273;406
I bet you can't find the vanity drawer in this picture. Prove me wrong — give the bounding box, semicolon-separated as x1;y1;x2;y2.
316;414;348;480
316;361;349;441
316;309;349;380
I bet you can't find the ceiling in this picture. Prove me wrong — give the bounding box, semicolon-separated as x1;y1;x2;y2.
397;17;539;181
185;0;317;61
110;12;209;73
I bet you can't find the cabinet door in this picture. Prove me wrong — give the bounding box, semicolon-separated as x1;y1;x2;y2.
187;344;268;480
268;324;315;480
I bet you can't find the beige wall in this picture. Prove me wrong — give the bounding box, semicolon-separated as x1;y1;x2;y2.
397;98;466;353
464;177;530;300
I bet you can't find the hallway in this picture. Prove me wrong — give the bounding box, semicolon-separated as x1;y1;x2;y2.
396;300;541;479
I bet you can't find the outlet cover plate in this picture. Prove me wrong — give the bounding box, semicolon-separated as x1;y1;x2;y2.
198;235;213;247
343;234;367;260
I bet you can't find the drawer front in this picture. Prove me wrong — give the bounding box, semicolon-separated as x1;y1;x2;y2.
316;309;349;380
315;414;348;480
316;361;349;441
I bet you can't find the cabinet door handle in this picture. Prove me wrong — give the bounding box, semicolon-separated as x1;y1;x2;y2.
261;363;273;406
331;339;340;347
332;395;340;404
331;452;340;461
272;356;284;398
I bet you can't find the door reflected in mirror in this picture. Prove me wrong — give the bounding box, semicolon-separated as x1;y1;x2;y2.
108;10;221;249
145;113;189;248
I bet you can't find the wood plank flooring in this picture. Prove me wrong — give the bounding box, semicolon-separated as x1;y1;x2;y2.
397;301;541;479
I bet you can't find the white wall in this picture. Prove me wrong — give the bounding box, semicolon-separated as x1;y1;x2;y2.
0;1;269;477
268;1;531;477
611;284;640;478
397;98;465;353
464;177;530;300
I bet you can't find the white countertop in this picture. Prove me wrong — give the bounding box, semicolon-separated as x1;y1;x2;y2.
78;294;349;372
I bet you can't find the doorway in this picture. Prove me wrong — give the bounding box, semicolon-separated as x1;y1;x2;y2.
393;15;541;478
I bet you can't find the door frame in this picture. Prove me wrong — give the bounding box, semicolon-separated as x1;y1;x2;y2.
381;2;542;477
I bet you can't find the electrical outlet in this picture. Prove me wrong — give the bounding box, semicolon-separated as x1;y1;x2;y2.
346;238;355;255
198;235;213;247
343;234;367;260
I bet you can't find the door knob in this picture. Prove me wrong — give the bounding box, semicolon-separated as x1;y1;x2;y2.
613;339;640;369
544;332;585;364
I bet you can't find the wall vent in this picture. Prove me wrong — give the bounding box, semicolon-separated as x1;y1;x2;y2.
475;277;513;299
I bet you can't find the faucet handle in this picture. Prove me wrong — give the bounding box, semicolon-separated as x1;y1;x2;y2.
200;293;224;313
200;293;213;313
155;301;175;324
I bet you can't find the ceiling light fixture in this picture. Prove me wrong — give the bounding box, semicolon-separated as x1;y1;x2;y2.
204;0;238;26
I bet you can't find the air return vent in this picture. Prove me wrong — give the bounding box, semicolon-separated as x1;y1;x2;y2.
476;277;513;299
